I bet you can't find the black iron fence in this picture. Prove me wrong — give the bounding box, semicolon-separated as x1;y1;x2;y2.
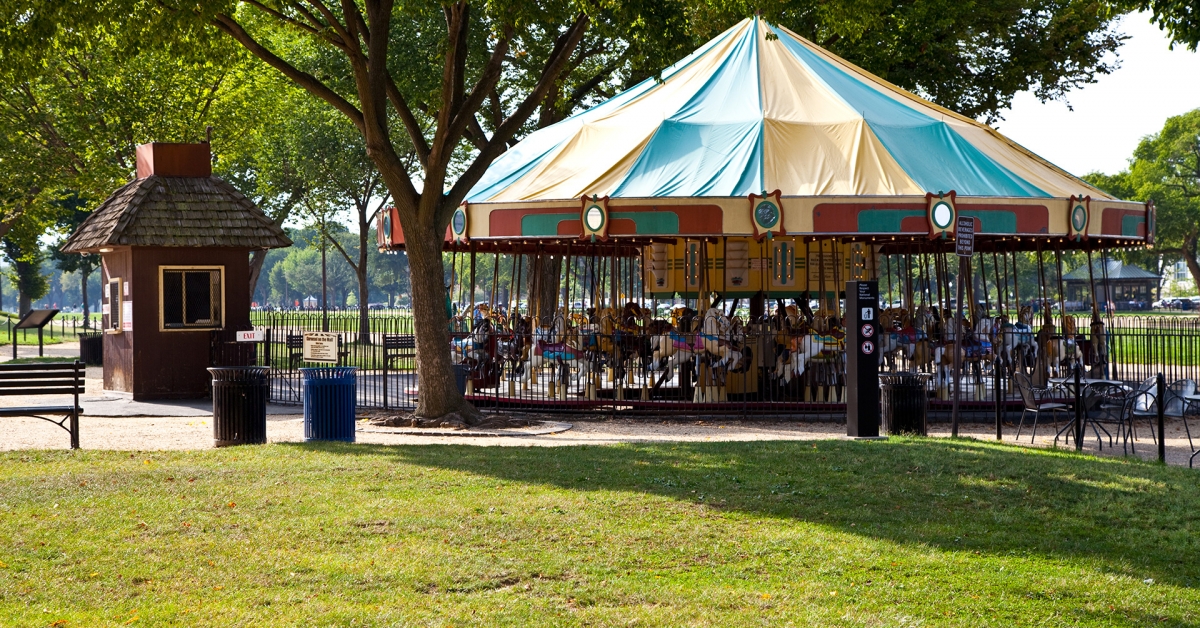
224;312;1200;418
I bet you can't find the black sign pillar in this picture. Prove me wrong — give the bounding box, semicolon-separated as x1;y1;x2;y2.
846;280;880;437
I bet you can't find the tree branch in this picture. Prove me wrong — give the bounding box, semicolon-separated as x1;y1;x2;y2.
383;72;431;168
442;13;590;217
211;12;366;131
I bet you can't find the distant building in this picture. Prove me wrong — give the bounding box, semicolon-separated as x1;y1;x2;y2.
1063;260;1159;309
303;295;318;309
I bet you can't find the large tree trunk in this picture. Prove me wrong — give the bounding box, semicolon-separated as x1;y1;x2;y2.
1184;229;1200;294
527;254;561;326
16;259;33;317
405;227;480;422
249;250;269;302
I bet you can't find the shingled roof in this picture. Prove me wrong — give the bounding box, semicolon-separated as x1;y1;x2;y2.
1064;259;1160;281
61;175;292;253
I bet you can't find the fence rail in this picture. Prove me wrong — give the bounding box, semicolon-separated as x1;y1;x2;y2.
223;312;1200;418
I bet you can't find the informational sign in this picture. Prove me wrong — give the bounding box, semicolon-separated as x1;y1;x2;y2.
846;280;880;438
121;301;133;332
302;331;339;363
237;330;264;343
806;251;836;283
956;216;975;257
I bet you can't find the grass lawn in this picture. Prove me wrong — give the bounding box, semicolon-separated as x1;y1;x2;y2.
2;438;1198;626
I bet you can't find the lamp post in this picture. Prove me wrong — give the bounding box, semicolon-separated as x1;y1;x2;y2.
321;229;329;333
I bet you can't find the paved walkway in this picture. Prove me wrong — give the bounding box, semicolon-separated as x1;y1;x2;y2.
2;340;1196;469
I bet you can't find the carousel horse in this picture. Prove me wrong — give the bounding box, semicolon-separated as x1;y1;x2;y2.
521;310;589;385
611;303;653;379
649;308;700;374
456;318;500;387
909;306;940;372
497;312;531;378
698;307;743;370
771;305;805;381
998;305;1037;375
803;311;847;391
878;307;913;370
1043;315;1083;378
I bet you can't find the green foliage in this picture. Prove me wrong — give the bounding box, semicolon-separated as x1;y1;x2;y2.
1085;109;1200;291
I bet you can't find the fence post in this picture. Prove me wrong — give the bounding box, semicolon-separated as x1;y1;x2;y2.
994;357;1002;440
1157;372;1166;464
1073;366;1083;451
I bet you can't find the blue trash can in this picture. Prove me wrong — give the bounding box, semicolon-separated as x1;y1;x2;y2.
301;367;357;442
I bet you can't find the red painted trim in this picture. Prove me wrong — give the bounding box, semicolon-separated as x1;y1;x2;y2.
489;204;723;237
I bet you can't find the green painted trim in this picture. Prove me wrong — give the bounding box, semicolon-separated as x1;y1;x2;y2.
857;209;925;232
857;208;1017;233
1121;215;1144;236
520;211;681;236
959;209;1017;234
520;213;575;236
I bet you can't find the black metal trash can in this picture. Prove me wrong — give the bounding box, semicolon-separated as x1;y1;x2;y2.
301;367;357;442
79;332;104;366
208;366;269;447
880;372;931;436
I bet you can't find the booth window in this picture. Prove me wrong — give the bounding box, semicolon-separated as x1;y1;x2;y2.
107;278;122;333
160;266;223;329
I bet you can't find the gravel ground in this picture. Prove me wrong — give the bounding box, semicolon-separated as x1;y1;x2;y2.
2;341;1196;468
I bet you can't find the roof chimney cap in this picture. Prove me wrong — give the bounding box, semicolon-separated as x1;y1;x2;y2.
135;142;212;179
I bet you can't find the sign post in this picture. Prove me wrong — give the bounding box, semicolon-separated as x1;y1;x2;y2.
952;216;974;436
846;280;880;438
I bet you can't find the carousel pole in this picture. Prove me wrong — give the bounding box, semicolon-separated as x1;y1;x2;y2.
952;248;966;437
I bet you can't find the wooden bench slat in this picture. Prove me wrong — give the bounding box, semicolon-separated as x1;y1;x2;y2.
0;371;84;380
0;388;82;396
0;362;81;372
0;406;79;416
0;379;81;388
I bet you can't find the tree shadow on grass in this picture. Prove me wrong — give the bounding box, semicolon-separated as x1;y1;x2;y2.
289;437;1200;589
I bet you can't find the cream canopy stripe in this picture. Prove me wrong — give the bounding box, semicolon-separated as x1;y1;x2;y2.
466;17;1113;202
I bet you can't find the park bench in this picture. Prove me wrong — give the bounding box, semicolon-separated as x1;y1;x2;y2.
0;361;85;449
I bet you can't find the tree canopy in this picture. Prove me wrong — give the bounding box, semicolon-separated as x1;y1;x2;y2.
1085;109;1200;292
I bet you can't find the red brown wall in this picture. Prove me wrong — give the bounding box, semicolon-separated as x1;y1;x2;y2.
100;248;134;393
99;247;251;400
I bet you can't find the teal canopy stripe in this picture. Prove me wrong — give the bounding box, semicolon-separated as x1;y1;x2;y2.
612;20;763;197
768;24;1047;198
467;24;744;202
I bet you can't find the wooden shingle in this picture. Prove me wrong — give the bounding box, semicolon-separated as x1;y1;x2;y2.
62;176;292;253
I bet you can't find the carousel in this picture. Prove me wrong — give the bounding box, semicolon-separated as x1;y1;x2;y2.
378;17;1152;412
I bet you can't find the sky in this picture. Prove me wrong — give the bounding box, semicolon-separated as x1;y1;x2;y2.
996;12;1200;178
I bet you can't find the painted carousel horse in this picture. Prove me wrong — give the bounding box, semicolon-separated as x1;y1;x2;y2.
908;306;940;372
1043;315;1083;378
521;310;589;385
698;307;743;370
609;303;653;380
649;308;700;374
997;305;1037;375
878;307;914;370
497;312;532;378
771;305;805;381
456;318;500;387
803;312;847;392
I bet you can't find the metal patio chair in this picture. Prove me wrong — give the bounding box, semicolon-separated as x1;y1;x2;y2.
1013;372;1071;444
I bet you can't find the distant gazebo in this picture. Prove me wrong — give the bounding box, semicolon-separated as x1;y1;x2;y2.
1064;259;1159;309
302;295;318;309
62;142;291;399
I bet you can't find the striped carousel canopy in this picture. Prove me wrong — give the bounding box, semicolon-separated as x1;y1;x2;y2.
468;17;1110;203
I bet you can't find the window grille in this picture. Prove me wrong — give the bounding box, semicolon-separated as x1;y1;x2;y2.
161;267;223;329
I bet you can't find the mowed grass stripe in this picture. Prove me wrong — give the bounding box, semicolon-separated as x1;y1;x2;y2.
1;439;1197;626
